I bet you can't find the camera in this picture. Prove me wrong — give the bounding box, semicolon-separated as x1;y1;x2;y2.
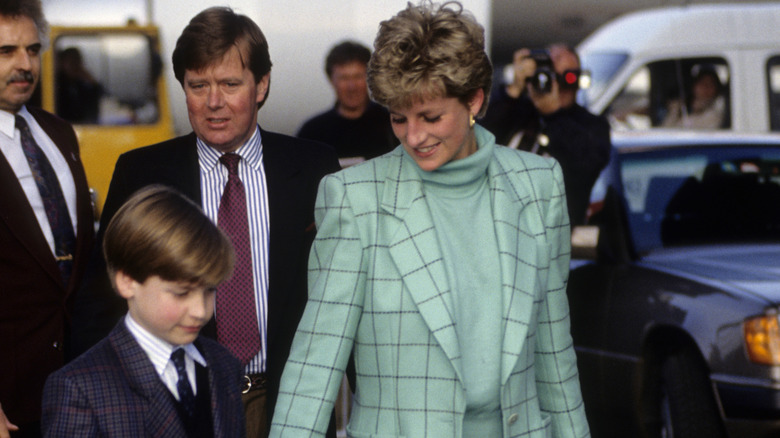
527;49;555;93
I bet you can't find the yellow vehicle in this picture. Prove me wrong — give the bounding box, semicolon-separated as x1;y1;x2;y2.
38;22;175;217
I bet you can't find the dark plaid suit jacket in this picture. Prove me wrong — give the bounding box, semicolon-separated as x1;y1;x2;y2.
41;321;246;437
0;106;94;426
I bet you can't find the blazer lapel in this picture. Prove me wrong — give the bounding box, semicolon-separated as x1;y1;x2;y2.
110;323;187;436
488;156;544;386
381;153;463;382
0;143;64;286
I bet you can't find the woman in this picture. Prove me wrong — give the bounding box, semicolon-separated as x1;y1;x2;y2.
661;65;726;129
270;2;589;437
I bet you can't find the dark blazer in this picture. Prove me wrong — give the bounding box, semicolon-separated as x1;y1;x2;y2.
0;107;94;425
73;128;340;427
42;321;246;437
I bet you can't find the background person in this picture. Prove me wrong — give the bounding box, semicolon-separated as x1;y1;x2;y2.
481;44;611;226
72;7;340;437
661;64;726;129
270;2;589;437
42;185;246;437
55;46;103;124
297;40;396;164
0;1;94;436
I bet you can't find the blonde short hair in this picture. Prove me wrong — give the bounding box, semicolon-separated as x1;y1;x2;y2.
367;1;492;116
104;185;234;288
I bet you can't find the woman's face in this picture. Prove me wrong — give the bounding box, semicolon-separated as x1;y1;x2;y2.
389;90;483;172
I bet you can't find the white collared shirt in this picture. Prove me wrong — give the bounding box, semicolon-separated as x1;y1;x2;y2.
0;106;78;255
124;314;207;400
197;126;270;374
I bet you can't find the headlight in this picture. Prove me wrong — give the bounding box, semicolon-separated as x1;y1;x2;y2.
744;313;780;365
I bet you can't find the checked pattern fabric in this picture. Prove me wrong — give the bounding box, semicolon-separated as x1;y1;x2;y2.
16;115;75;285
170;349;196;417
216;153;261;365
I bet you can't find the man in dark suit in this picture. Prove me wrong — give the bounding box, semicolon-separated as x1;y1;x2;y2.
74;6;339;437
0;1;94;437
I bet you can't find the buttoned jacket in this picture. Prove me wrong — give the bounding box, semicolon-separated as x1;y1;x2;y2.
271;126;590;438
42;321;246;437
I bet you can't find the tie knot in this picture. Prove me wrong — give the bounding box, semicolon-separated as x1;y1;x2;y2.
219;153;241;176
15;115;29;131
171;348;186;369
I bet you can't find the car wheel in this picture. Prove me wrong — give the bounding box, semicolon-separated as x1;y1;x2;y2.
658;347;726;438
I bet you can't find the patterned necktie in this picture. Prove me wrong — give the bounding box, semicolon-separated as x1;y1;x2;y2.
16;115;76;285
216;153;262;365
171;348;196;418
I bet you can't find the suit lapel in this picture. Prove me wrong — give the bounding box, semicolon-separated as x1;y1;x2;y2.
260;130;300;355
110;323;187;436
488;155;546;385
381;153;463;381
198;340;230;437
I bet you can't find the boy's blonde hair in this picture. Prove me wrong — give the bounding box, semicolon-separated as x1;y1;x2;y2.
103;185;234;288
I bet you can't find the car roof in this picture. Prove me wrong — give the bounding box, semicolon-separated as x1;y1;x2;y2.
611;130;780;153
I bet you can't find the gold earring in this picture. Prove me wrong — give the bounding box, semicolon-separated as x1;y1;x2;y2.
469;114;475;128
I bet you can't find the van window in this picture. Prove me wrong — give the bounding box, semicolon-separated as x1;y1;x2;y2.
53;33;162;126
766;56;780;131
605;58;730;131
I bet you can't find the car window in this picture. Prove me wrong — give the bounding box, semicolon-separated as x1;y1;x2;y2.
605;58;730;131
620;146;780;253
766;56;780;131
53;33;162;126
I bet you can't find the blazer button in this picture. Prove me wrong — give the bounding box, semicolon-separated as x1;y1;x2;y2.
507;413;519;425
52;341;61;350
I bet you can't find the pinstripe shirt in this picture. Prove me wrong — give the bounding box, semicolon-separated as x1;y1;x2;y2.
197;126;270;374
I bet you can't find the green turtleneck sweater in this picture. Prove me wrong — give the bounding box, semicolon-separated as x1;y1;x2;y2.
407;127;504;437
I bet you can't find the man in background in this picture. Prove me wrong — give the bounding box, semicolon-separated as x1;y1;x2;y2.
0;0;94;436
482;44;611;226
297;41;396;164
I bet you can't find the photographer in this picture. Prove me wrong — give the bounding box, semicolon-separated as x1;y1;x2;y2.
482;44;611;226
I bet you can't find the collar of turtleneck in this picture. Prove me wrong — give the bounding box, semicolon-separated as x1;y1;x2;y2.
407;124;495;190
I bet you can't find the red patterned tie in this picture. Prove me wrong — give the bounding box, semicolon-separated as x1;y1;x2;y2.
216;153;261;365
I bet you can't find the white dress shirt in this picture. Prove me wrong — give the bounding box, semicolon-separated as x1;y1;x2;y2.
0;106;78;255
124;314;207;399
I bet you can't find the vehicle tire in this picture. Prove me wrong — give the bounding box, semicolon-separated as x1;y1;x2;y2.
658;347;727;438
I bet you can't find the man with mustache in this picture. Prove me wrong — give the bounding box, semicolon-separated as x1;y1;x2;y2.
0;0;94;437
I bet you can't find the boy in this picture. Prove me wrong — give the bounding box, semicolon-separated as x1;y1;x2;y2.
41;185;246;437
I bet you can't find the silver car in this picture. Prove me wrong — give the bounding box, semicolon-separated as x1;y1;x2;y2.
569;131;780;438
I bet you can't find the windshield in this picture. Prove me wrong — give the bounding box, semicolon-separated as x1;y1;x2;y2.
579;52;629;107
620;146;780;253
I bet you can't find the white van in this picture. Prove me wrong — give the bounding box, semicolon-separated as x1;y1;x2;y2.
577;2;780;132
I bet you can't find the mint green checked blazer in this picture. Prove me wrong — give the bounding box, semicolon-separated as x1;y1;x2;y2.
271;126;590;438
